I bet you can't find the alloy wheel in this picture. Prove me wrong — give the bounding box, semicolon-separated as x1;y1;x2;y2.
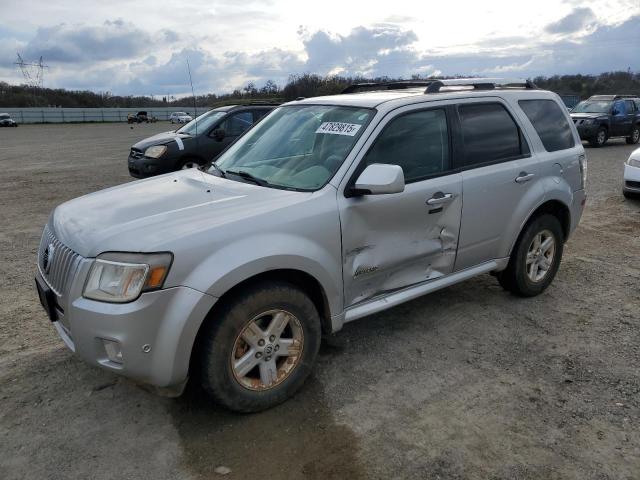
526;229;556;283
231;309;304;391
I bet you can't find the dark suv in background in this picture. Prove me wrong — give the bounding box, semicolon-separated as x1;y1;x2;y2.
570;95;640;147
128;104;277;178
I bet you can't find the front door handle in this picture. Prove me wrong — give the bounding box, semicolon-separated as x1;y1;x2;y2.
426;192;453;206
515;172;535;184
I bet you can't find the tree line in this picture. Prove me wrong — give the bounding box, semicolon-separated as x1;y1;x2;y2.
1;71;639;109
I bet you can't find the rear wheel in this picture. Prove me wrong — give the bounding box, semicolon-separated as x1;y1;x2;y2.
497;214;564;297
589;127;608;147
179;159;201;170
200;282;321;412
626;125;640;144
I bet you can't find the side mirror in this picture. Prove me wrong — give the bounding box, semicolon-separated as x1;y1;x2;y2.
212;128;226;141
351;164;405;196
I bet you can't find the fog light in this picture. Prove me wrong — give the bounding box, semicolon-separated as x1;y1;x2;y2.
102;339;123;364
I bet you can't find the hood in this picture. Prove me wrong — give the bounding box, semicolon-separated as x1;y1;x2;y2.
570;112;606;120
52;170;311;257
132;130;193;150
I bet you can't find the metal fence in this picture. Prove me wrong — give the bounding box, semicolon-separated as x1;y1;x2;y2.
0;107;203;124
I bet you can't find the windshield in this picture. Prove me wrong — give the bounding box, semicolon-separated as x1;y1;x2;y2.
572;100;611;114
211;105;373;191
177;110;226;135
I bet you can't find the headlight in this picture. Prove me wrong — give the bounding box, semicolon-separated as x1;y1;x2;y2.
144;145;167;158
83;252;172;303
627;156;640;168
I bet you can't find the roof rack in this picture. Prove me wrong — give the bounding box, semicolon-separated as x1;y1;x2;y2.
425;78;537;93
341;80;437;94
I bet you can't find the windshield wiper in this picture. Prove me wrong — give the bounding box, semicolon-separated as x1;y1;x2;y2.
206;162;226;178
225;169;269;187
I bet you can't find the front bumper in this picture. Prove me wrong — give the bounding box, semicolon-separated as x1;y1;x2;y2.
623;163;640;193
128;154;174;178
38;265;217;389
575;123;598;139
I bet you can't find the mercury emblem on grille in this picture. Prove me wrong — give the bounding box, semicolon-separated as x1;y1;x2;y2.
43;243;55;274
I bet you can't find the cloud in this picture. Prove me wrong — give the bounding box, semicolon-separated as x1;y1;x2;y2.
22;19;174;63
545;7;596;34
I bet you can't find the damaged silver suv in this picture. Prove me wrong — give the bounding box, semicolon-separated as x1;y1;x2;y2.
35;79;586;412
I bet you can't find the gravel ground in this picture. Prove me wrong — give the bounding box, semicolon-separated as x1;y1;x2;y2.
0;123;639;480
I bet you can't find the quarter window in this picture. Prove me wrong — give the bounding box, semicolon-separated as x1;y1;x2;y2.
363;109;449;182
458;103;526;167
519;99;576;152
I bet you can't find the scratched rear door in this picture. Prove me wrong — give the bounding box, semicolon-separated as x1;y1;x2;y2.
338;105;463;307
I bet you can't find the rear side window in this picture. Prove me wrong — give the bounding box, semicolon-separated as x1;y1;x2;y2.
458;103;526;167
519;99;576;152
364;109;449;182
625;100;636;113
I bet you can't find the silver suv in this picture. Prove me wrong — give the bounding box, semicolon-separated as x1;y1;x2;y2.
35;78;587;412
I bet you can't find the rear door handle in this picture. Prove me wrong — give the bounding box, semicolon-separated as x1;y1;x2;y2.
426;193;453;206
515;172;535;184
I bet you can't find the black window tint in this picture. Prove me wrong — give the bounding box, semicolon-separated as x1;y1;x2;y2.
458;103;523;166
519;99;576;152
223;111;254;136
625;100;636;112
364;109;449;182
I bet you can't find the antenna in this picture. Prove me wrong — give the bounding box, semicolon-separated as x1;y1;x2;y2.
15;53;49;88
186;58;198;136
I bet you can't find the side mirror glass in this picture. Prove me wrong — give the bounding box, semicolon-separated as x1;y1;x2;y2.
352;163;405;195
212;128;226;141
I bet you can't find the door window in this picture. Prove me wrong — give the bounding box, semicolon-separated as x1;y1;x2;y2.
363;109;450;182
624;100;636;113
457;103;528;167
612;100;626;115
223;111;254;136
519;99;575;152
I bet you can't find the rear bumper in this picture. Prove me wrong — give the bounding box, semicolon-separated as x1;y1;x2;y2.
50;284;217;389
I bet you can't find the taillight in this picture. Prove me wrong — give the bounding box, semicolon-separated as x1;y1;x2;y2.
579;154;587;190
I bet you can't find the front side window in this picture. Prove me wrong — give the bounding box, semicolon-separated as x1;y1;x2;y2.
624;100;636;113
363;109;449;182
177;110;226;135
519;99;575;152
221;111;254;136
458;103;525;167
612;100;626;115
212;105;373;191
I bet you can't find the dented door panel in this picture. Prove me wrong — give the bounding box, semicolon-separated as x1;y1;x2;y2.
340;174;463;307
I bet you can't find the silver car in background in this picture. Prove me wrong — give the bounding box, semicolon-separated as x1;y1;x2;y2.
35;78;586;412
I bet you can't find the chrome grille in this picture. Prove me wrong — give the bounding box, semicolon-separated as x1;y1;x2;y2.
38;224;82;297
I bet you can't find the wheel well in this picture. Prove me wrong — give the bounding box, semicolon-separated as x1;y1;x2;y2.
528;200;571;241
188;269;332;379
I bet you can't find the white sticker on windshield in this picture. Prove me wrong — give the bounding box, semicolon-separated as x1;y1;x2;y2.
316;122;362;136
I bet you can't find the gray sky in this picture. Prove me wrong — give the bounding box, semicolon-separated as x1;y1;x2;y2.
1;0;639;96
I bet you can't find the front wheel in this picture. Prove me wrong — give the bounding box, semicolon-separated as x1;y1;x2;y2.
589;127;608;147
497;214;564;297
179;159;200;170
200;282;321;412
626;125;640;144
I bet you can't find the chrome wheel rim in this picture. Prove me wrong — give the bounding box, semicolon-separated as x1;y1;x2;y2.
633;129;640;143
181;161;198;169
231;309;304;391
597;130;606;144
526;229;556;283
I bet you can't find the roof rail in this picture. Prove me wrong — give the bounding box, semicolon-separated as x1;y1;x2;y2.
341;80;437;94
425;78;537;93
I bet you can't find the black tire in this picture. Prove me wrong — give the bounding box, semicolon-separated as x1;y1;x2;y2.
624;190;638;199
497;214;564;297
588;127;608;147
626;125;640;144
177;157;202;170
200;281;321;412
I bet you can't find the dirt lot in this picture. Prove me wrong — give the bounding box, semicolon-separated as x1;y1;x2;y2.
1;122;639;480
